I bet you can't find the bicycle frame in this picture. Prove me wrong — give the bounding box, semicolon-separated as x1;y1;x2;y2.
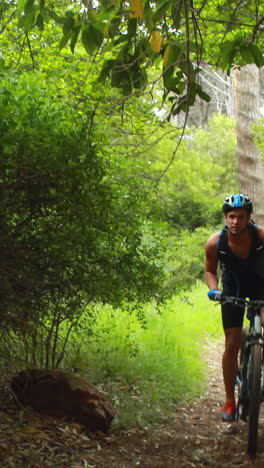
220;296;264;456
238;311;264;403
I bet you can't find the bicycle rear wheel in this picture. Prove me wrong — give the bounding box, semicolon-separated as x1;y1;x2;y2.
247;343;262;456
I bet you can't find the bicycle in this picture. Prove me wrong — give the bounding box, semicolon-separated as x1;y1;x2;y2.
219;296;264;457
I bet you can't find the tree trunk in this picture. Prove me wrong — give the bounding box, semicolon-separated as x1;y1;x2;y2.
234;64;264;225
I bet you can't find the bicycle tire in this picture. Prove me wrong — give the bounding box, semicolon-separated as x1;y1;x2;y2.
240;328;249;365
237;328;249;421
247;343;262;456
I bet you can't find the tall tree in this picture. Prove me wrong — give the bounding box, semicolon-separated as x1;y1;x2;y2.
234;64;264;224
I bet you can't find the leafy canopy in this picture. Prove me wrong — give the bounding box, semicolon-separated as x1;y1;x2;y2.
11;0;264;115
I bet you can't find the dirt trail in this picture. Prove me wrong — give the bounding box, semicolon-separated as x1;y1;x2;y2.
1;337;264;467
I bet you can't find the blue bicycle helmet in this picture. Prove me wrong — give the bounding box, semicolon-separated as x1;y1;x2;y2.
223;193;253;214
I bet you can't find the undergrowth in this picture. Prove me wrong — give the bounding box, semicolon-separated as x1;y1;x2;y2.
64;282;222;427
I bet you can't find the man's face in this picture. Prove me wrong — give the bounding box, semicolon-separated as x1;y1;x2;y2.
224;208;250;235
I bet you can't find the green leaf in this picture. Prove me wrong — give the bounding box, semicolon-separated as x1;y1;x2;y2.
49;10;66;24
63;12;74;34
108;15;122;39
36;13;44;31
17;0;27;14
239;44;254;64
219;40;236;74
163;57;186;93
91;24;104;47
163;64;174;87
70;26;81;54
171;0;183;30
23;8;37;32
248;43;264;67
111;68;133;95
164;76;180;92
18;15;25;28
178;59;195;79
88;9;98;23
132;66;148;89
59;28;73;50
144;1;154;30
39;6;49;22
128;18;137;37
24;0;34;15
171;95;187;114
196;84;211;102
82;24;103;55
98;59;116;83
153;0;171;23
163;43;181;66
113;34;130;47
135;38;152;63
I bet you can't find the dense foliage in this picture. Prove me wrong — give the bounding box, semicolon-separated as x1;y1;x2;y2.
0;1;239;369
9;0;264;116
0;70;170;316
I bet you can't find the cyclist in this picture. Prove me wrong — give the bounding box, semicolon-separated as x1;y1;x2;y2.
205;194;264;422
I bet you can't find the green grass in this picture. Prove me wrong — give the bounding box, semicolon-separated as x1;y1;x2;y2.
64;282;222;427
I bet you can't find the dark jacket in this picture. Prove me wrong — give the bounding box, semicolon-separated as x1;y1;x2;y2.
217;221;264;296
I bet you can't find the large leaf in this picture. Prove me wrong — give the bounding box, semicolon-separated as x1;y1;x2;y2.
17;0;28;14
163;43;181;66
239;44;254;64
82;24;104;55
135;38;152;63
59;28;73;50
113;34;130;47
248;43;264;67
130;0;144;19
219;40;236;74
108;15;122;38
171;0;183;30
164;76;181;92
70;26;81;54
144;1;154;30
23;7;38;32
150;30;163;53
196;84;211;102
36;13;44;31
132;65;148;89
98;59;116;83
49;10;65;24
111;67;133;94
153;0;171;23
24;0;34;15
128;17;137;36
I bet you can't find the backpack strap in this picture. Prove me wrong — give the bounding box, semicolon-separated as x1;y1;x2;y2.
216;221;264;259
248;220;264;252
216;226;228;258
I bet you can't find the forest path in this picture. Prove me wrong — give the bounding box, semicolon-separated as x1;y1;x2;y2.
1;337;264;467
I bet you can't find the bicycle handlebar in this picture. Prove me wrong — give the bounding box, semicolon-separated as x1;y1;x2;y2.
217;296;264;309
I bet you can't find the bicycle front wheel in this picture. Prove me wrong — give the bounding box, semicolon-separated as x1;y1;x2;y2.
247;343;262;456
240;328;249;365
237;328;250;421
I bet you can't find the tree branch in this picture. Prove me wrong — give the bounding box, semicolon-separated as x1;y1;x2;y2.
26;33;36;69
198;16;264;30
